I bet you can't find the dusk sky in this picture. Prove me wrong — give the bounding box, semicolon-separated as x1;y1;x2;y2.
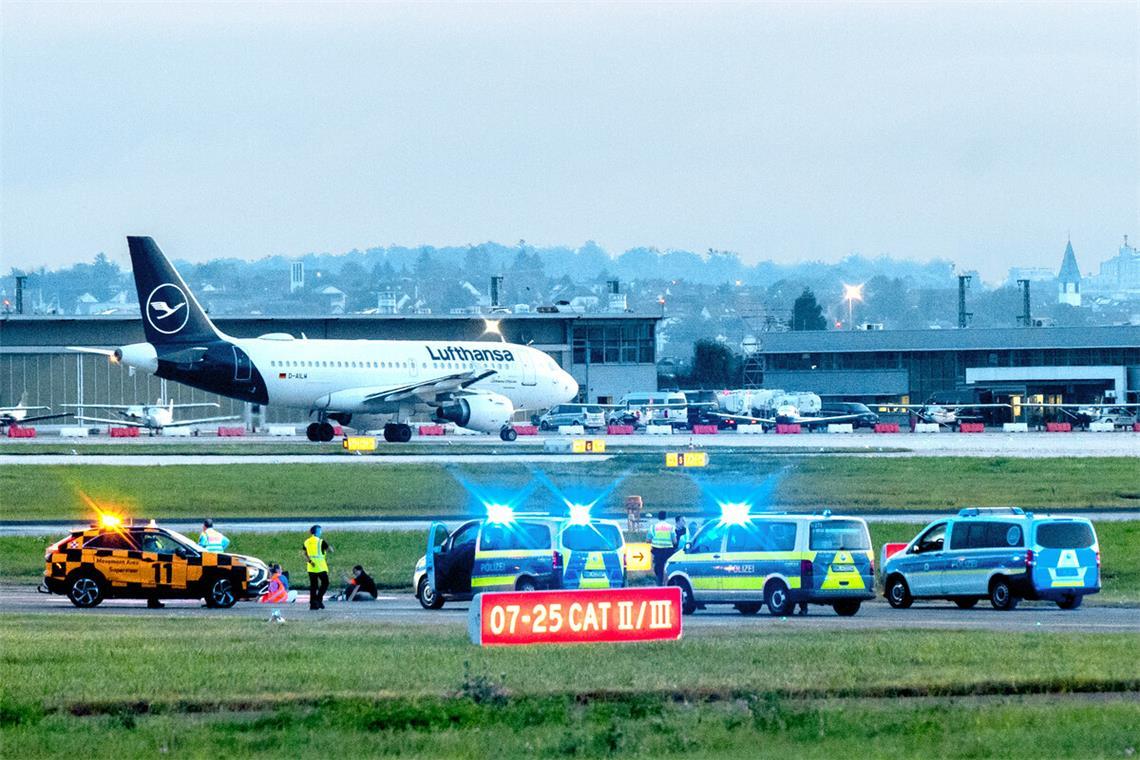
2;1;1137;282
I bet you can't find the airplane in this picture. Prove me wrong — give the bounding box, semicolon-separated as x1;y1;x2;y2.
1022;402;1140;429
61;399;240;434
709;403;870;429
0;393;70;429
70;236;579;443
889;403;1010;428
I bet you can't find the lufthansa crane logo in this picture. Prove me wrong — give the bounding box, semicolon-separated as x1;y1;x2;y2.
145;283;190;335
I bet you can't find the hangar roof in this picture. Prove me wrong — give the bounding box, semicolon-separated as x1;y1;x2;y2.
759;325;1139;354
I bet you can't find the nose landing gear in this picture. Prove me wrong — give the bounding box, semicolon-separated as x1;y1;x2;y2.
305;421;336;442
499;426;518;442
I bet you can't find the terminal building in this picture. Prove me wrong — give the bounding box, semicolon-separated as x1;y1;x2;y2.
758;325;1140;407
0;313;660;426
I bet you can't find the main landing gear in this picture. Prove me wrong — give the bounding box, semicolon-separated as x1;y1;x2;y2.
306;421;336;442
383;423;413;443
499;426;518;442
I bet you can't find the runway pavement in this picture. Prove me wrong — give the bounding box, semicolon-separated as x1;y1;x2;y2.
1;588;1134;634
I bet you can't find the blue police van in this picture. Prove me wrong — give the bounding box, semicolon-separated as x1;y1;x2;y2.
883;508;1100;611
664;512;875;616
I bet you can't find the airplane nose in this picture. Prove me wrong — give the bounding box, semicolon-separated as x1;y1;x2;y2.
562;372;578;400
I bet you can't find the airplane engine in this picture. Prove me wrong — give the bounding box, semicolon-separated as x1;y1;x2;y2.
114;343;159;374
434;392;514;433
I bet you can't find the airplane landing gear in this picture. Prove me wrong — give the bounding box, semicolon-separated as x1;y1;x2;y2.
499;426;518;442
306;421;336;442
383;423;412;443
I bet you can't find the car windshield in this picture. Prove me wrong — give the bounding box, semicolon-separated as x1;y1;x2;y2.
560;523;622;551
809;520;870;550
1036;522;1095;549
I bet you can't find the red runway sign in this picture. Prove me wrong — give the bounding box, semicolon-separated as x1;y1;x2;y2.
469;586;683;646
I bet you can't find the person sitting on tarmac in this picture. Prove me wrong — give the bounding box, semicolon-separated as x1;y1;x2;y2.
260;563;297;604
339;565;378;602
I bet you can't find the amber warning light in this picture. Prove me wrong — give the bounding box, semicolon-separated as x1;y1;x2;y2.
469;586;683;646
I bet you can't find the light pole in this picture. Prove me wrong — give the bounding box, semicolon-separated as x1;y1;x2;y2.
842;283;864;329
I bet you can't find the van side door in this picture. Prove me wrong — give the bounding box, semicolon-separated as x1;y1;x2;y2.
904;521;950;596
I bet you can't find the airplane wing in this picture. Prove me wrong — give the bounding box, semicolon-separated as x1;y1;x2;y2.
710;411;779;425
1022;402;1140;408
74;415;147;427
163;415;241;427
793;413;865;425
361;369;497;405
66;346;115;357
2;412;71;424
0;406;51;413
62;403;135;410
167;403;221;409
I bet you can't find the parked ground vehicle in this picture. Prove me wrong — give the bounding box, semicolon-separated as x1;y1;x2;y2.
664;512;875;617
610;392;689;429
40;518;269;608
883;508;1100;611
537;404;606;430
810;402;879;429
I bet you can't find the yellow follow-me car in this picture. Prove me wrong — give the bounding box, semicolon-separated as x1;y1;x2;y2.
40;515;270;608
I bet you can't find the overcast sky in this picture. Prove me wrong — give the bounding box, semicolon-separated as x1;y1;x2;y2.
2;1;1137;282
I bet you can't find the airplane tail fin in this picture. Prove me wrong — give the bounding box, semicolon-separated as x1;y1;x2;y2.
127;237;220;345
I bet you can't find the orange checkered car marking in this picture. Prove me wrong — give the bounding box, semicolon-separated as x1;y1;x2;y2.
40;521;269;608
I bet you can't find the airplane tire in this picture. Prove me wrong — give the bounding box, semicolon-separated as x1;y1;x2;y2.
318;422;336;442
500;427;518;442
306;423;321;442
394;424;412;443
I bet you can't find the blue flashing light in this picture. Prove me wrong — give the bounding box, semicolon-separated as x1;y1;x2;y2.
719;502;752;525
567;503;592;525
485;504;516;524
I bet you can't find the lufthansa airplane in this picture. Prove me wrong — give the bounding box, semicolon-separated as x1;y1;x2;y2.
79;237;578;442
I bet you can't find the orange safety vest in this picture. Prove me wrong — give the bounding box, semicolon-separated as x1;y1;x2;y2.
260;573;288;603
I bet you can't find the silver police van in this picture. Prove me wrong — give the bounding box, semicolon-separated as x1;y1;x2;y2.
883;508;1100;611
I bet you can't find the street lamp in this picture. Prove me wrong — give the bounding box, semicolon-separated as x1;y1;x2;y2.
842;283;864;329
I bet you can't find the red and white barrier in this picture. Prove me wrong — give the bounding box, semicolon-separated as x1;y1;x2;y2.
109;427;139;438
775;423;801;434
607;425;634;435
1133;423;1140;433
217;426;246;437
417;425;445;436
958;422;985;433
1046;422;1072;433
691;424;718;435
874;423;900;434
880;542;908;570
6;426;36;438
513;425;538;436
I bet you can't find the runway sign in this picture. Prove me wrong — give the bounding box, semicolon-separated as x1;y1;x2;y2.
572;438;606;453
665;451;708;468
623;542;653;572
470;586;682;646
343;436;377;452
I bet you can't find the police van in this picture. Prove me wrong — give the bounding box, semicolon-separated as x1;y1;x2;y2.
664;511;875;616
883;508;1101;611
414;514;626;609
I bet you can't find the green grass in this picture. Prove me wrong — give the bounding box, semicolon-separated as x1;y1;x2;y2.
4;522;1138;602
2;456;1138;521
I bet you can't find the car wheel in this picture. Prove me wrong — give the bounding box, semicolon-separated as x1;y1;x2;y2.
954;598;978;609
67;573;105;608
988;577;1018;611
832;600;861;616
539;421;550;431
764;579;792;616
669;578;696;615
417;577;444;610
734;602;763;616
515;577;537;592
886;576;913;609
206;575;237;609
1056;594;1083;610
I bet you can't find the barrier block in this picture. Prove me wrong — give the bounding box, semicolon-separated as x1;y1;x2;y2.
217;426;246;437
6;426;36;438
110;426;139;438
59;426;89;437
343;435;377;452
558;425;585;436
775;424;801;434
914;423;941;433
874;423;900;434
1134;423;1140;433
1002;422;1029;433
417;425;446;436
880;542;908;570
736;424;765;434
1089;422;1115;433
607;424;635;435
513;424;538;436
646;424;672;436
267;425;295;437
958;422;985;433
162;426;192;437
1046;422;1072;433
827;423;854;434
691;424;719;435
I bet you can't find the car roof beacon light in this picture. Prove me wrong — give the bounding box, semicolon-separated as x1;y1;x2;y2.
486;504;516;524
720;502;751;526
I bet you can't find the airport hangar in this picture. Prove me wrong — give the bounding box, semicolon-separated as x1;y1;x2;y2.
757;325;1140;412
0;313;660;427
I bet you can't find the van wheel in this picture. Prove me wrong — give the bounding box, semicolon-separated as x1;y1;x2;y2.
539;421;550;431
669;578;696;615
832;600;861;616
205;575;237;608
735;602;763;616
954;598;978;609
417;577;444;610
67;572;105;608
1056;594;1083;610
989;577;1019;611
515;577;537;592
886;576;913;609
764;580;792;616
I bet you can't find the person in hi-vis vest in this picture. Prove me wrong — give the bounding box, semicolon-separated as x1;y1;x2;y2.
647;510;677;585
302;525;332;610
198;519;230;553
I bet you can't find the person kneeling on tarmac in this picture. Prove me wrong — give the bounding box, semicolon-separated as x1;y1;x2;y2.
337;565;378;602
260;563;298;604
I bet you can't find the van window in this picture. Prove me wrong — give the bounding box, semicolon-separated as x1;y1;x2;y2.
585;406;603;414
726;521;797;552
480;522;552;552
1036;522;1095;549
561;523;622;552
912;523;946;554
810;520;870;551
950;521;1023;549
690;522;727;554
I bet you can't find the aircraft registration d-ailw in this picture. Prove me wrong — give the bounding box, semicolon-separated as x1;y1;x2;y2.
74;237;578;441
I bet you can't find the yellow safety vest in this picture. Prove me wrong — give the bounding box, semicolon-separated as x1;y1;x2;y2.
304;535;328;573
649;521;675;549
199;528;228;553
